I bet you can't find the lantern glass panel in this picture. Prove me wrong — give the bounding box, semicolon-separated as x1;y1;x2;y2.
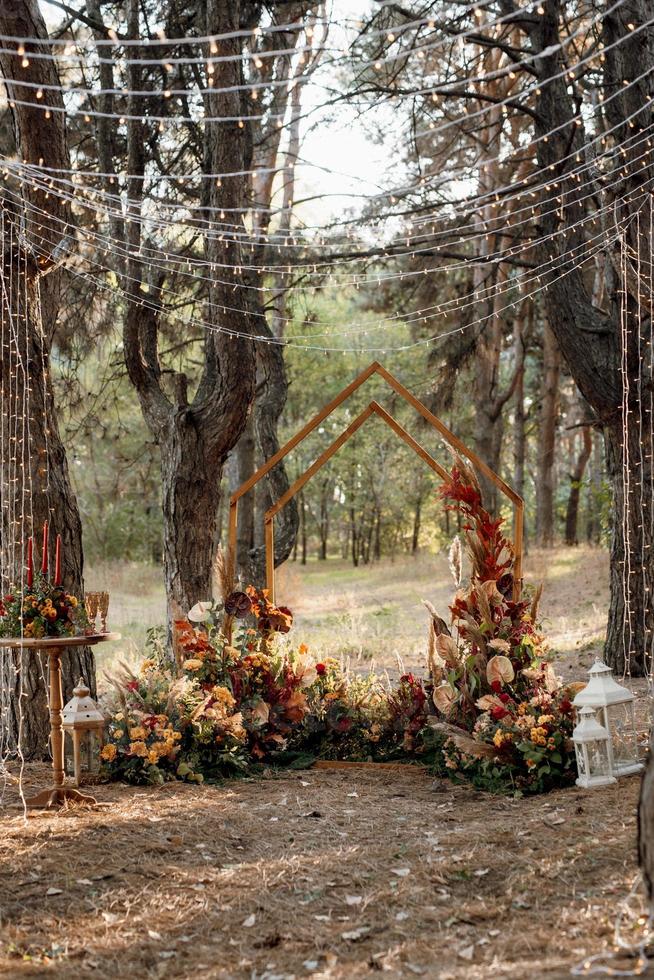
606;702;639;769
575;744;587;778
587;738;612;778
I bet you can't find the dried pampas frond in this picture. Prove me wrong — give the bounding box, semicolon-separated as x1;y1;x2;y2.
530;583;543;623
448;535;463;588
213;544;235;604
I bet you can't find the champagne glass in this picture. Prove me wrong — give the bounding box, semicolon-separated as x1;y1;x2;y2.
84;593;99;632
98;591;110;633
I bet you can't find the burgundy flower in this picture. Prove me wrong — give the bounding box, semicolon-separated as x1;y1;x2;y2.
490;705;509;721
225;591;252;618
315;663;327;676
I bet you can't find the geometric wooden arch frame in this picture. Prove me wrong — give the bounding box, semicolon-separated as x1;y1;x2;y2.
228;361;524;602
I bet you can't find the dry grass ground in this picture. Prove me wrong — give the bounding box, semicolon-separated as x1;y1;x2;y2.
1;545;647;980
90;545;609;677
0;763;643;980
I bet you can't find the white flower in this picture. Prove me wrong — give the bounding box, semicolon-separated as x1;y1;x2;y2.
187;600;214;623
488;638;511;654
300;666;317;688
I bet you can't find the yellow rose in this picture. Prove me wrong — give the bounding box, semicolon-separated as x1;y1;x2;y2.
183;658;203;671
129;726;147;740
148;749;160;765
129;741;148;757
211;686;235;709
100;743;117;762
114;729;124;739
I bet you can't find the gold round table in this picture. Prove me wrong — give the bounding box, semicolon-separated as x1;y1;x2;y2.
1;632;120;808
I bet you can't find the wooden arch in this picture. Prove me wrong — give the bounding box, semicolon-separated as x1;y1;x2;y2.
228;361;524;602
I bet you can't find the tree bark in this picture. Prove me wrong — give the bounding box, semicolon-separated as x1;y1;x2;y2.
0;0;94;758
526;0;653;674
120;0;256;622
564;426;593;546
535;323;560;548
412;496;422;554
234;418;256;575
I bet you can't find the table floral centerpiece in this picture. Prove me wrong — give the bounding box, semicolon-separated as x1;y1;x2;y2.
0;523;90;639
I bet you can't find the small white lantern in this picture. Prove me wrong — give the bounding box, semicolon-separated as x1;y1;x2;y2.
62;678;106;786
573;658;643;777
573;705;616;788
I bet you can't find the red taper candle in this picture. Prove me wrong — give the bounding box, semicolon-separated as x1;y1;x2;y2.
26;536;33;588
41;521;48;575
54;534;62;587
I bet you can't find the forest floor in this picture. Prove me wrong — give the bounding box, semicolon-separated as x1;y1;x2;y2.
1;545;648;980
0;762;644;979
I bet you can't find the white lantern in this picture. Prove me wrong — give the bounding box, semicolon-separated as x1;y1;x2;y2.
572;706;616;788
62;678;106;787
573;658;643;777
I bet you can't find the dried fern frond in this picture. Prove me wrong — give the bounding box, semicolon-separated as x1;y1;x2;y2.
422;599;451;637
446;448;482;498
431;721;497;760
474;586;493;629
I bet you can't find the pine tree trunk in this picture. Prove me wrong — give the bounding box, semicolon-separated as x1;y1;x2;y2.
586;433;603;545
412;497;422;554
235;417;256;577
535;323;560;547
0;0;94;758
604;417;654;675
300;491;307;566
564;427;593;546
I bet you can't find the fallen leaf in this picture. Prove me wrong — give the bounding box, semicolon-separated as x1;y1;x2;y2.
46;887;62;896
148;930;162;941
303;961;319;971
242;914;256;928
396;911;409;921
345;895;362;906
391;868;411;877
458;945;475;961
341;927;369;941
473;868;490;877
102;912;118;925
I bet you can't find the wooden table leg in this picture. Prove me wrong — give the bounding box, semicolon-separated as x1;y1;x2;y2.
26;647;97;808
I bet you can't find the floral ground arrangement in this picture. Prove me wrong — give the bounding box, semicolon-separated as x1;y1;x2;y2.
101;460;579;796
